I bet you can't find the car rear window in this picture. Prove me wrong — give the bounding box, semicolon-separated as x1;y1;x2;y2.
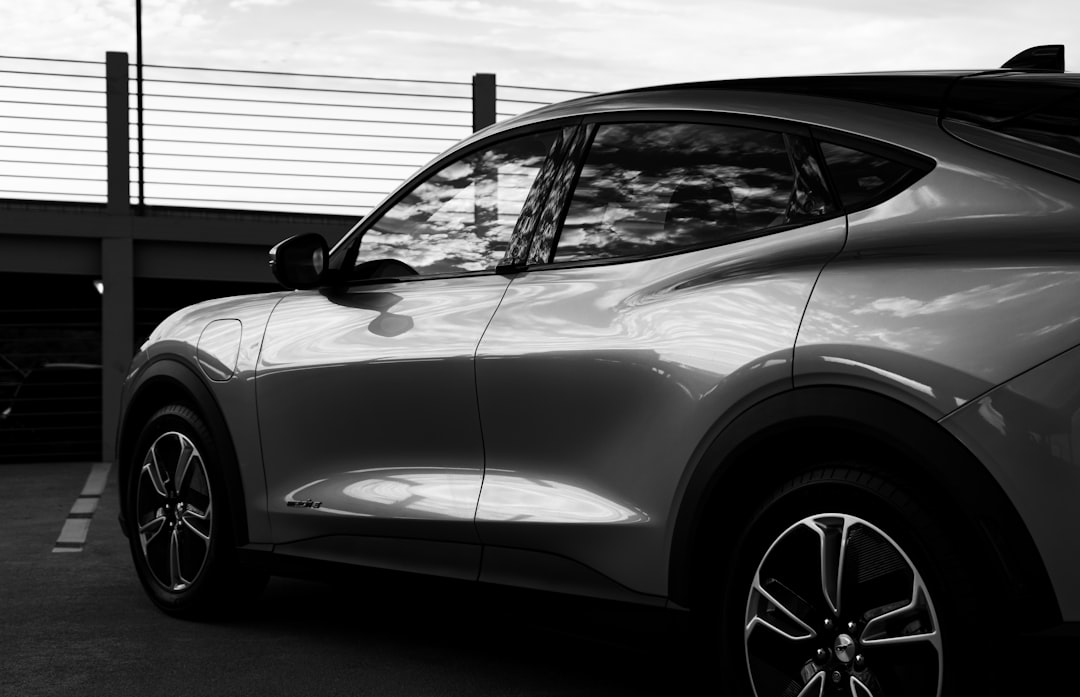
818;142;920;210
995;92;1080;158
946;77;1080;159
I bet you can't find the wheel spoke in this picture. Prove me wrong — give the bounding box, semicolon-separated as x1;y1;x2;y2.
805;516;848;616
795;670;825;697
174;442;196;497
180;514;210;542
168;527;182;589
850;676;874;697
183;501;210;521
746;579;817;641
862;580;939;648
138;514;166;547
143;448;169;498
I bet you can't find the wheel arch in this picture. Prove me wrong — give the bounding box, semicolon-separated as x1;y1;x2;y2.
667;385;1060;632
117;358;249;546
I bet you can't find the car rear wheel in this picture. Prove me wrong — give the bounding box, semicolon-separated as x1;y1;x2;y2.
744;512;942;696
127;404;265;617
716;465;997;697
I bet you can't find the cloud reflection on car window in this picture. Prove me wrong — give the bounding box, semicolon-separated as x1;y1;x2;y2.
555;122;811;262
357;131;560;276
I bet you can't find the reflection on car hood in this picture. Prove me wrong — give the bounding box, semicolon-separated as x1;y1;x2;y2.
147;292;290;349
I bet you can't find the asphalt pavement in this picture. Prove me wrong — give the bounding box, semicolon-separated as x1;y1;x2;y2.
1;462;704;697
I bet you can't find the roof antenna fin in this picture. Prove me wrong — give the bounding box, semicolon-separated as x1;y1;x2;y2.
1001;45;1065;72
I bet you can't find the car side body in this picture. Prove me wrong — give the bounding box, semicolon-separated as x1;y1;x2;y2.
116;61;1080;694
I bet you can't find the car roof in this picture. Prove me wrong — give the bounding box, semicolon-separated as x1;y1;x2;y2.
461;69;1078;163
522;69;1079;120
622;70;986;115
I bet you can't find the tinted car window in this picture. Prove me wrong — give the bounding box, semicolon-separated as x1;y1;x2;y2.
353;130;559;276
946;77;1080;158
553;122;830;263
819;141;915;209
998;92;1080;158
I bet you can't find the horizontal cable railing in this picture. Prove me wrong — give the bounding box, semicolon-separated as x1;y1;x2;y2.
132;62;476;216
496;83;594;120
0;56;107;204
1;53;594;216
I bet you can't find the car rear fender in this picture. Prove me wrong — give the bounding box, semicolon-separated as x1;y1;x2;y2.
666;385;1059;631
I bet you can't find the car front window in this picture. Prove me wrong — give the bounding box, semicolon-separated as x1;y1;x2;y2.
350;130;560;277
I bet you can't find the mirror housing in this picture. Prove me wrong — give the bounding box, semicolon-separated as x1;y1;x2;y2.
269;233;330;290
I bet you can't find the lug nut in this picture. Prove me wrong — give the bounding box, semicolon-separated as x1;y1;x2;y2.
814;648;829;664
832;671;842;683
854;654;866;671
847;621;858;633
824;618;834;630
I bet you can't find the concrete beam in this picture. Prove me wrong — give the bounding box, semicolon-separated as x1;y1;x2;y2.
0;235;101;276
0;203;355;248
135;240;275;284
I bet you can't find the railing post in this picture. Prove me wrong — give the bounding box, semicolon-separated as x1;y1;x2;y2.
105;52;129;214
472;73;496;132
102;51;134;463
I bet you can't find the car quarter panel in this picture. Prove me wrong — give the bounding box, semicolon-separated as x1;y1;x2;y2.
475;217;846;597
795;119;1080;419
941;343;1080;621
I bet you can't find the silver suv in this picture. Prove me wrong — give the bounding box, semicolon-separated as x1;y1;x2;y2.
117;45;1079;696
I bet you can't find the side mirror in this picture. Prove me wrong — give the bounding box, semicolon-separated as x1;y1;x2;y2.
270;234;329;290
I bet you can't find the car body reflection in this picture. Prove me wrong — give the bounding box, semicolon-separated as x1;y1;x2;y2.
284;468;646;525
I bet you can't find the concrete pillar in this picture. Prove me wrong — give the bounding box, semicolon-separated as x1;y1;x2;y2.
102;52;133;463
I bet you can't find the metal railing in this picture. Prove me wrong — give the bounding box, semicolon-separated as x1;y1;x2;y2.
0;55;108;204
0;53;592;216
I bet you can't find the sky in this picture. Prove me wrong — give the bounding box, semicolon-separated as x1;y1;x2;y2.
4;0;1080;91
2;0;1079;214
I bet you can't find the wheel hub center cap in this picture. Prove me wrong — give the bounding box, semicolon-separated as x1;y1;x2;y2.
834;633;855;663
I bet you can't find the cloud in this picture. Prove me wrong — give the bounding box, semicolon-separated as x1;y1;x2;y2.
2;0;1078;92
0;0;134;59
378;0;537;25
230;0;295;9
851;275;1071;319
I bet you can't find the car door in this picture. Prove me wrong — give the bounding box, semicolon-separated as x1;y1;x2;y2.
256;125;566;577
474;115;848;598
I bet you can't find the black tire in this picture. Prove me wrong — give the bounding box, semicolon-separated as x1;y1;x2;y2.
126;404;266;618
710;464;1001;697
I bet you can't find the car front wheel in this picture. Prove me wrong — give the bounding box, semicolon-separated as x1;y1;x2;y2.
127;404;264;617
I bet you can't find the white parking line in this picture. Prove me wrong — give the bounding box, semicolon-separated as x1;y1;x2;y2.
52;461;111;553
82;461;111;497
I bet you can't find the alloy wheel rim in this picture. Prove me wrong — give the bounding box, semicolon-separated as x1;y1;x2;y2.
135;431;213;592
744;513;942;697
